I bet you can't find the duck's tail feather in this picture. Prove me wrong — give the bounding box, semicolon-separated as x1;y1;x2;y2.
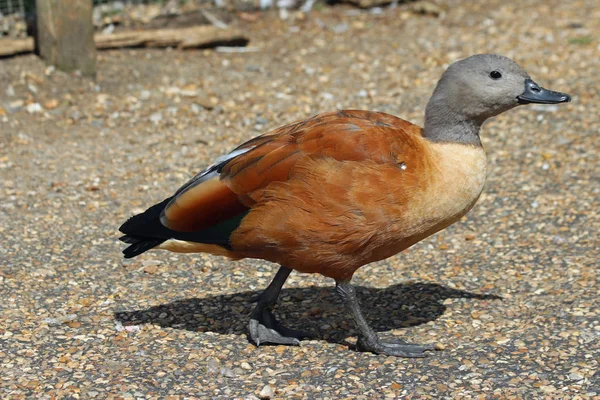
119;197;173;258
119;235;167;258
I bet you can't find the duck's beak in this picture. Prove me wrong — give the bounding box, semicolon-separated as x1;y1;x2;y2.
517;79;571;104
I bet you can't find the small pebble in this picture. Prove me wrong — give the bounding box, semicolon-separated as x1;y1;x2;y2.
259;384;275;399
26;103;43;114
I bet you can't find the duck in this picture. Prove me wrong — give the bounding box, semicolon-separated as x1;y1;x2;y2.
119;54;570;357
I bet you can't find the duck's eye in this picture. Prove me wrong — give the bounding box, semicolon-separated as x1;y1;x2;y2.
490;70;502;80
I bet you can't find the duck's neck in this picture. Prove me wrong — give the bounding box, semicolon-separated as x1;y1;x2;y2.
422;100;484;147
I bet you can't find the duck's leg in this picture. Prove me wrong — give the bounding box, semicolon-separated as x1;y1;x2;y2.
248;266;306;346
335;280;437;357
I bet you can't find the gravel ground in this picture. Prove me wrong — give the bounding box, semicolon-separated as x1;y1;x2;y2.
1;0;598;398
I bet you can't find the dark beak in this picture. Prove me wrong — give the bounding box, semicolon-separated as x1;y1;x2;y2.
517;79;571;104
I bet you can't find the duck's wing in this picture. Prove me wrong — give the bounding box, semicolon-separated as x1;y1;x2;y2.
119;110;422;257
160;110;421;233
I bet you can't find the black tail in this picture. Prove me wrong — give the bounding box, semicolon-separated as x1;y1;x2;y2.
119;195;249;258
119;235;166;258
119;197;173;258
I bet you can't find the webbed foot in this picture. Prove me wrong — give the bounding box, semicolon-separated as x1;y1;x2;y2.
248;308;306;346
336;280;439;358
247;266;307;346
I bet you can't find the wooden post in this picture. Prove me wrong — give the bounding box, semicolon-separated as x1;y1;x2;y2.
35;0;96;78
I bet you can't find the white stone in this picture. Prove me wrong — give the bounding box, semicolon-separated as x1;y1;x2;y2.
26;103;43;114
259;384;275;399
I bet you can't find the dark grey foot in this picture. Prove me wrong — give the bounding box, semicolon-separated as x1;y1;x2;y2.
356;336;437;358
248;308;306;346
335;280;438;358
248;266;308;346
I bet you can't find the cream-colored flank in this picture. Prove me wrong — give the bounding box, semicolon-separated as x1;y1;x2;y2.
158;240;236;257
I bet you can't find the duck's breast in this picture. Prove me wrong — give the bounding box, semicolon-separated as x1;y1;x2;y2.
410;142;487;235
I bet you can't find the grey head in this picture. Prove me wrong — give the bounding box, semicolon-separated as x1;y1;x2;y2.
423;54;570;146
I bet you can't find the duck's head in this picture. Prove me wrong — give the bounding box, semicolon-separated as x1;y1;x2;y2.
424;54;571;144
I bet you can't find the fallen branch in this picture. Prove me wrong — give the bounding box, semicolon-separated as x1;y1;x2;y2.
0;25;249;58
0;38;33;57
95;26;248;49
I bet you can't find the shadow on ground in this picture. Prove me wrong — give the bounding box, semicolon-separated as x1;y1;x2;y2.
115;282;501;345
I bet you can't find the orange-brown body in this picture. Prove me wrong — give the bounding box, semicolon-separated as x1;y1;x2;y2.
158;110;487;280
